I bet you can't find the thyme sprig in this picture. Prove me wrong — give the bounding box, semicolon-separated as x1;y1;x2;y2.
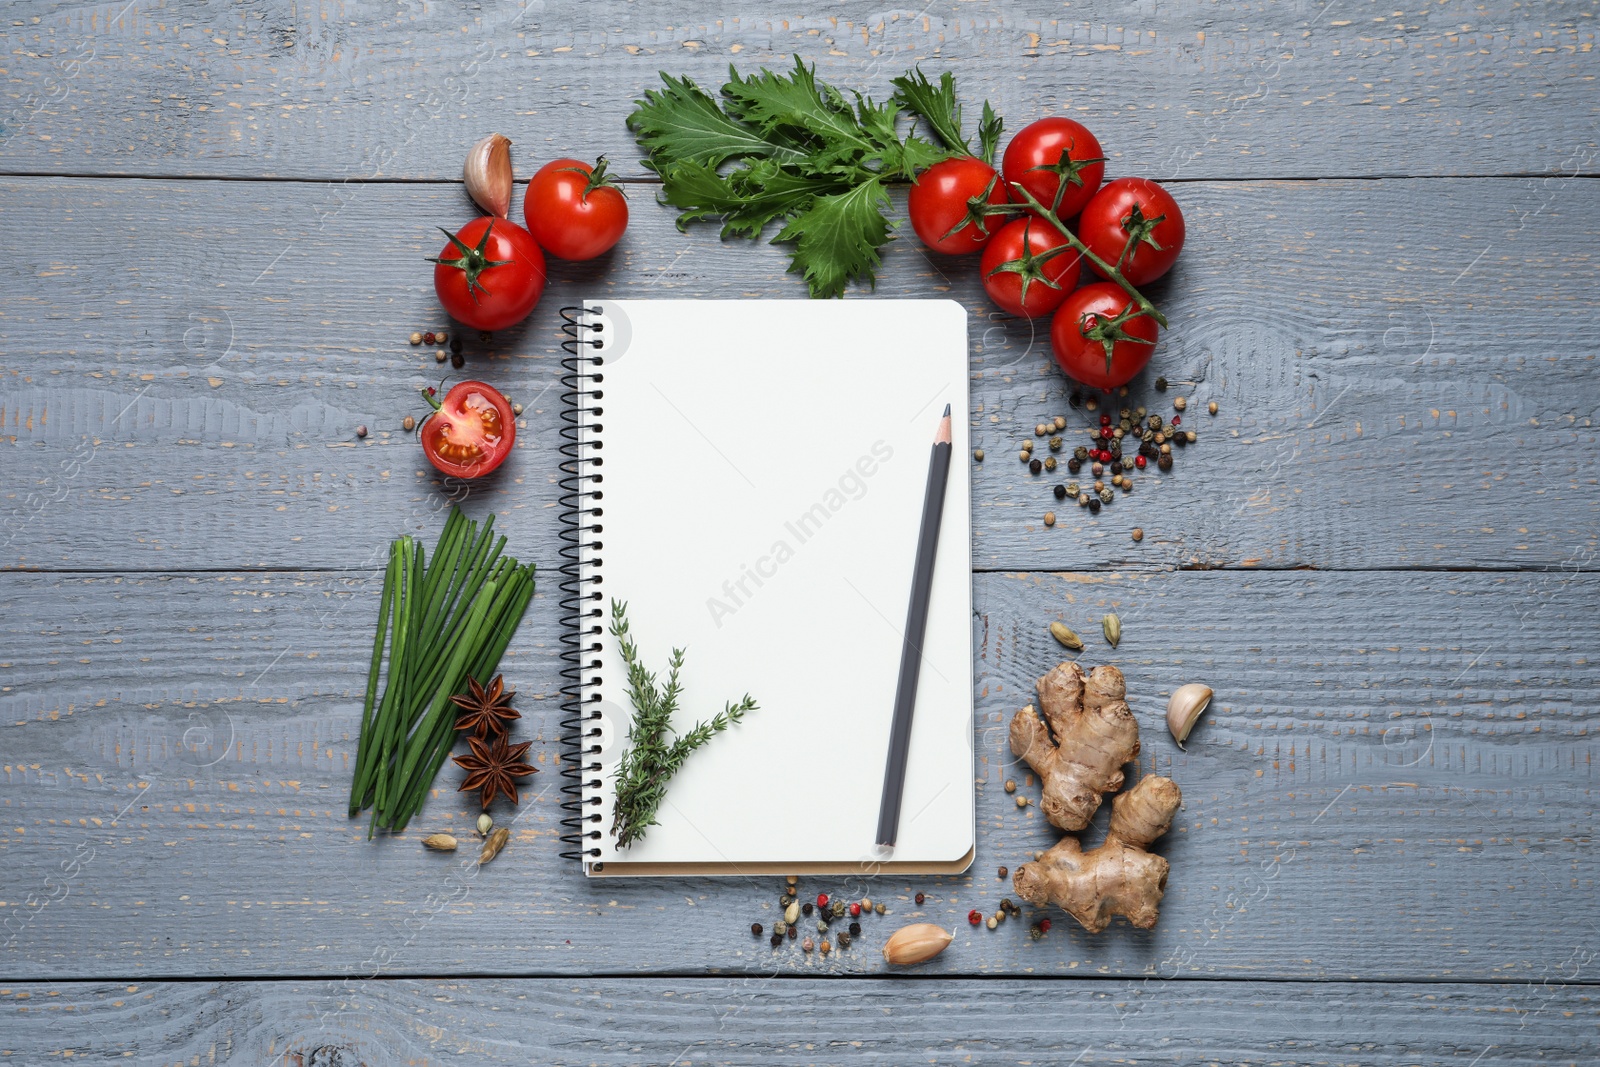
608;599;757;849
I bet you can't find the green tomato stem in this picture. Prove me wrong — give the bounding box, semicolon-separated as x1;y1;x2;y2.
1009;183;1169;330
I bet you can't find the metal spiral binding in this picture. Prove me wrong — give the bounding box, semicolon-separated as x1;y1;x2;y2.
557;305;607;861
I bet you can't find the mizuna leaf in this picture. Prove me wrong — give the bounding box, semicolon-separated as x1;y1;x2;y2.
627;71;809;170
775;178;893;299
658;160;849;239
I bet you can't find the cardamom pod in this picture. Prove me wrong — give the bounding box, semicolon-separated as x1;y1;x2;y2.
1167;683;1213;750
1102;613;1121;648
784;901;800;925
478;826;510;865
882;923;953;966
1049;621;1084;651
477;813;494;837
421;833;457;851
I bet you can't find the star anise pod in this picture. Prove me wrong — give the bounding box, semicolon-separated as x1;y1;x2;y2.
451;674;520;738
452;732;537;809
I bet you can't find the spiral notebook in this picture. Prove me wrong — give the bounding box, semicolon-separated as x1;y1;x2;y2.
557;299;974;877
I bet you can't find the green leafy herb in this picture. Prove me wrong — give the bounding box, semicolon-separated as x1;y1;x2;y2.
608;599;757;849
349;508;536;836
627;58;997;297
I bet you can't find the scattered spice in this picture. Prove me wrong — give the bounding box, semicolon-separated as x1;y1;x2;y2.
435;349;448;364
875;902;886;915
421;833;457;851
1053;484;1067;501
786;874;798;886
837;931;852;948
477;825;510;865
788;924;798;940
915;892;926;905
850;921;862;936
986;915;998;929
423;332;437;345
1004;779;1017;793
752;922;764;936
1208;401;1218;415
998;865;1009;879
1043;511;1056;527
451;674;521;738
1102;613;1122;648
820;939;831;955
802;902;814;916
861;897;873;911
849;901;862;918
454;733;537;809
402;415;416;432
974;448;985;462
1029;458;1042;475
1043;456;1057;472
1174;396;1187;411
967;909;982;925
1154;376;1167;391
775;921;788;937
409;332;423;345
436;331;449;344
1049;622;1083;651
1132;528;1144;542
770;933;782;947
1016;795;1030;808
476;813;493;837
803;937;814;952
451;352;466;370
512;403;524;417
816;893;830;909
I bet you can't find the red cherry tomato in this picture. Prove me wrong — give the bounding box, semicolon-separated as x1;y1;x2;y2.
907;157;1008;254
1002;118;1106;219
430;217;546;332
419;380;516;479
1080;177;1186;286
523;156;629;261
979;216;1083;319
1049;282;1160;391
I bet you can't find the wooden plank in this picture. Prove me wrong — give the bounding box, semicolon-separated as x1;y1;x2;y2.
3;176;1596;572
1;977;1594;1064
2;568;1594;979
0;0;1594;181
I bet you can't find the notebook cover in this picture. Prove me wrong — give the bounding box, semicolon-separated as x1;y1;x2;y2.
561;299;973;877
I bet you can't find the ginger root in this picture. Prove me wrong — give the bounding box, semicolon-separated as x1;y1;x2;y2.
1009;661;1182;931
1013;773;1181;931
1009;661;1141;832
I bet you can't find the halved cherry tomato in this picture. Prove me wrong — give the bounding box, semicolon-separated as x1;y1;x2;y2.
1002;118;1106;219
524;156;629;261
979;216;1083;319
1079;177;1186;286
429;217;546;332
1049;282;1159;390
907;156;1009;254
419;380;516;479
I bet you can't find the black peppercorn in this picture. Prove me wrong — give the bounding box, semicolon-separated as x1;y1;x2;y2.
450;337;463;354
1155;376;1168;391
915;892;925;905
1174;432;1187;447
1029;458;1042;475
752;923;763;936
838;931;852;948
1108;441;1123;460
849;921;861;936
1110;461;1123;475
1066;458;1081;474
1069;391;1082;408
1158;453;1173;471
802;902;813;916
788;924;798;939
1053;484;1068;501
770;933;783;947
1089;498;1101;514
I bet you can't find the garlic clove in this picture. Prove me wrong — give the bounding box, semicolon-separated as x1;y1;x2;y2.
1166;683;1213;750
882;923;953;966
464;133;513;218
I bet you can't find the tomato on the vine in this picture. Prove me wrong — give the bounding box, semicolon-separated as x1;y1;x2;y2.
979;216;1083;319
1049;282;1159;390
907;156;1009;254
430;217;546;332
1002;118;1106;219
1080;177;1186;286
418;380;516;479
523;156;629;261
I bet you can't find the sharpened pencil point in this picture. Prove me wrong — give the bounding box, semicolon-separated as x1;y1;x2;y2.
942;403;951;416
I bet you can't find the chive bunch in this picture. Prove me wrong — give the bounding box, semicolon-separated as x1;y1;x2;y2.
350;508;536;835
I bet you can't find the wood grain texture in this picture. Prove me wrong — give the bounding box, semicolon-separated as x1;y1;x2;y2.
0;0;1594;181
2;568;1594;979
3;176;1595;572
1;978;1594;1064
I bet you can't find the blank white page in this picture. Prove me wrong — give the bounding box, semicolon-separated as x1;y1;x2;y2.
575;299;973;874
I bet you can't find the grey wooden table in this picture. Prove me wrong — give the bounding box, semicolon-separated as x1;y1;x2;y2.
2;1;1596;1063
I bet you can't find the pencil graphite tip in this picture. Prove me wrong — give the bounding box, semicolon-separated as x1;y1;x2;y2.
942;403;951;416
935;404;952;445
